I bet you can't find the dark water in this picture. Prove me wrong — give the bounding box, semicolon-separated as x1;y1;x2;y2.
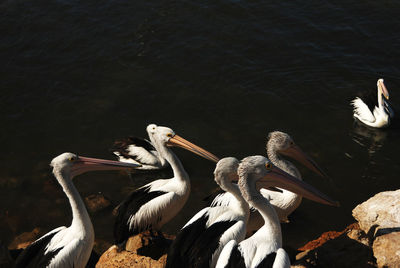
2;0;400;252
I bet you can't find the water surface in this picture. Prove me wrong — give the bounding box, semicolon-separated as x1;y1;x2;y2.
2;0;400;251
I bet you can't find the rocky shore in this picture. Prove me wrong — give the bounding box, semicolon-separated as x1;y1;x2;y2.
4;190;400;268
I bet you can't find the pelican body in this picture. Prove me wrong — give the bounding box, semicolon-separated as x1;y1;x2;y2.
166;158;248;268
351;78;394;128
113;124;219;244
216;156;338;268
15;153;141;268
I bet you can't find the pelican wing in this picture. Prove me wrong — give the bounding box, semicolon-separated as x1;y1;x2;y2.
113;185;167;244
210;191;235;207
111;136;165;168
219;243;245;268
351;97;375;123
166;211;237;268
15;227;66;268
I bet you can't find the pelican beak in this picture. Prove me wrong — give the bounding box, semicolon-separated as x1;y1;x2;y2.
167;134;220;163
258;165;339;207
71;156;142;176
279;144;328;178
378;79;389;100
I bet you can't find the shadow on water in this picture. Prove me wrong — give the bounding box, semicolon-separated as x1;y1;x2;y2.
350;120;388;157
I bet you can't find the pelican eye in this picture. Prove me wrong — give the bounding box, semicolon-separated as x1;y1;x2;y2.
68;157;76;162
166;133;173;138
265;162;272;170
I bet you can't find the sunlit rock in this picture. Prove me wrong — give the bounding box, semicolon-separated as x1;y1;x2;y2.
96;231;174;268
353;190;400;267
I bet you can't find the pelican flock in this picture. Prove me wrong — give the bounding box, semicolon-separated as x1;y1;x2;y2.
211;131;327;236
12;123;339;268
216;156;337;268
351;78;394;128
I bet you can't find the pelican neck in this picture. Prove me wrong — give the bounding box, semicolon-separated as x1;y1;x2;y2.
54;169;94;235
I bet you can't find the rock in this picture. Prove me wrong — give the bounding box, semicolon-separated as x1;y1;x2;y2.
8;227;42;250
352;190;400;236
372;231;400;267
96;245;167;268
85;193;112;213
96;232;174;268
353;190;400;267
294;223;376;267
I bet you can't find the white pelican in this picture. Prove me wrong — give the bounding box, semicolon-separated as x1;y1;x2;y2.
211;131;327;235
111;136;169;170
15;152;141;268
216;156;338;268
113;124;219;245
166;157;248;268
351;78;394;128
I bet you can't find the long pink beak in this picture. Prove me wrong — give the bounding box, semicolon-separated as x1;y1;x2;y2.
279;144;328;178
258;165;339;207
167;134;220;163
71;156;141;177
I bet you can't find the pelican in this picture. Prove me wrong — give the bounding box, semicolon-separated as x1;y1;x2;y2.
351;78;394;128
113;124;219;245
211;131;327;235
111;136;169;170
15;153;141;268
166;157;248;268
216;156;338;268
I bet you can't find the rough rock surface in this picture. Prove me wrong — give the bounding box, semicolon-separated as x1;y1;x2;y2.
373;232;400;268
293;223;376;267
353;190;400;267
8;227;42;250
353;190;400;236
96;231;174;268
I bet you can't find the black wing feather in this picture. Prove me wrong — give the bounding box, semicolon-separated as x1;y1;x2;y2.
224;244;246;268
111;136;155;161
114;185;167;244
166;213;237;268
255;252;277;268
15;229;63;268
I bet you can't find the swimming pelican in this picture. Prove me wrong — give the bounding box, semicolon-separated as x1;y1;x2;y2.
113;124;219;245
166;157;247;268
15;153;141;268
216;156;338;268
351;78;394;128
211;131;327;234
111;136;169;170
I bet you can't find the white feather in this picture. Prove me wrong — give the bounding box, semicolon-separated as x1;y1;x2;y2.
351;97;375;123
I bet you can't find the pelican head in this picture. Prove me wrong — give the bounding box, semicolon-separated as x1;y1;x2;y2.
238;155;338;206
51;152;142;178
146;124;219;163
377;78;389;100
214;157;240;186
267;131;327;177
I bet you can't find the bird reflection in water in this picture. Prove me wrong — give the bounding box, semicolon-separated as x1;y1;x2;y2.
351;120;387;157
